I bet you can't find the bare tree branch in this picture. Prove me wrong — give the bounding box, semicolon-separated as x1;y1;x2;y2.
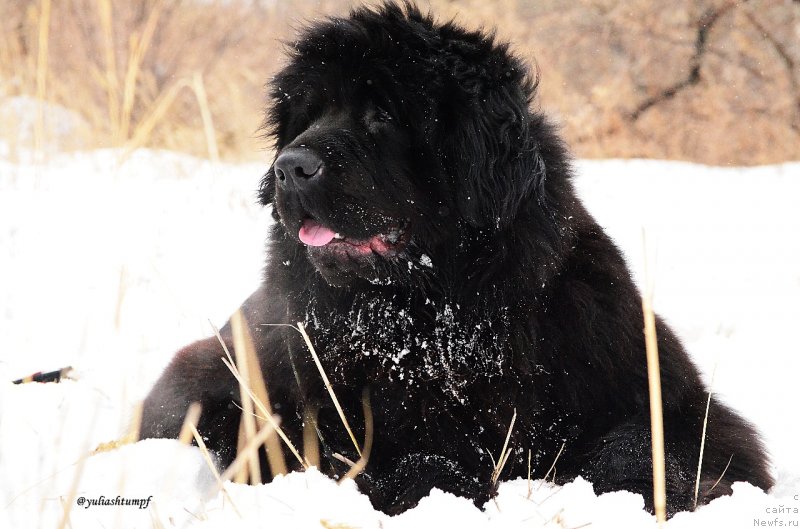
629;2;738;120
742;10;800;131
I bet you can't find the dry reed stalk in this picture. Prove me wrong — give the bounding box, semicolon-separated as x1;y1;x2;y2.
303;406;321;468
0;21;15;73
219;354;306;468
538;442;566;490
96;0;121;143
122;78;188;157
229;311;288;477
332;453;357;468
642;230;667;526
341;389;374;482
34;0;51;159
491;408;517;485
241;331;286;480
95;401;144;454
230;312;262;484
219;420;279;483
128;401;143;444
526;448;532;499
119;0;165;142
296;322;362;457
155;401;203;513
693;357;719;508
177;402;203;445
210;320;294;474
706;454;734;494
191;72;220;162
150;509;167;529
234;419;250;484
189;423;242;518
58;497;73;529
181;506;207;522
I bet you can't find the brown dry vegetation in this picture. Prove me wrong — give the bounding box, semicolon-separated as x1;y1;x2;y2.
0;0;798;164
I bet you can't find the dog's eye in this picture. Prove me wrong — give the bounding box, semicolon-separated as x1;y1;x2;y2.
374;107;392;123
366;106;392;127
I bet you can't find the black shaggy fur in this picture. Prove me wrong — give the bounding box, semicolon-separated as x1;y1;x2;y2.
140;2;773;515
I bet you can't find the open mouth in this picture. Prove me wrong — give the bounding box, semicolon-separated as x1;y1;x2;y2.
298;218;408;257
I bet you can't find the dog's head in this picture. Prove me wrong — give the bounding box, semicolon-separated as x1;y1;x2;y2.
260;2;549;287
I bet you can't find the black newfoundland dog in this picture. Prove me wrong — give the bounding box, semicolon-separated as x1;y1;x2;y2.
141;2;772;515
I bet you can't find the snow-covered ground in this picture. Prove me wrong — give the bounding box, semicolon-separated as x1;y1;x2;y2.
1;149;798;528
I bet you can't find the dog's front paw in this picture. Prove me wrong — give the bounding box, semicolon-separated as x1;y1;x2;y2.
358;453;491;514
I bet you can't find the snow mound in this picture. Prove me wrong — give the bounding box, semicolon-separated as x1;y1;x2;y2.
0;96;90;156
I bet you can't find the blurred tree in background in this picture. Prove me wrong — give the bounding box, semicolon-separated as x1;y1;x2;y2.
0;0;797;164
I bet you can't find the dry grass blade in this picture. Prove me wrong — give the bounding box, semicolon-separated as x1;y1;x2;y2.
58;497;73;529
526;448;532;499
332;453;357;467
34;0;52;159
706;454;734;495
219;355;306;468
642;230;667;526
127;400;143;445
241;323;288;479
212;318;295;473
178;402;203;446
158;402;203;510
341;389;374;482
189;423;242;518
303;406;321;469
209;320;232;358
235;418;250;484
96;0;120;143
491;408;517;485
229;311;289;478
296;322;362;457
119;0;165;142
538;442;566;489
93;401;142;453
150;508;167;529
181;506;207;522
210;315;254;480
694;356;719;508
230;311;262;484
191;71;220;163
219;420;279;484
122;78;189;159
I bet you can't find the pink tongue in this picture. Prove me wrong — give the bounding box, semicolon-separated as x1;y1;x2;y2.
299;219;336;246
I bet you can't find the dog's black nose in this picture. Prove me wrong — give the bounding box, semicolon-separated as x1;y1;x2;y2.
274;148;323;187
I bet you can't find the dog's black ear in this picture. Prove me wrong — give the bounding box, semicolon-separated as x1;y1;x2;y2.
437;52;545;230
257;167;276;206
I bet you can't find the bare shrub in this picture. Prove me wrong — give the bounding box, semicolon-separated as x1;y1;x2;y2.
1;0;797;164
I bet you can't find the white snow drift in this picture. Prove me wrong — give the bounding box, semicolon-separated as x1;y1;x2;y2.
1;150;798;528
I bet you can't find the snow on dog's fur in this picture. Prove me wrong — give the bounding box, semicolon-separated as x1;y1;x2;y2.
140;2;772;515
